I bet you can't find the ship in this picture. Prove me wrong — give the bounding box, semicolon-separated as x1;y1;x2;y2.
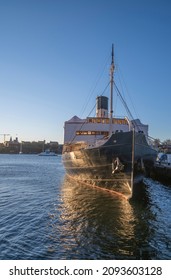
62;45;157;199
39;149;57;156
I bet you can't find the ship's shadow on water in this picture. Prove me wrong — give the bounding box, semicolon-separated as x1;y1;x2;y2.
49;176;159;260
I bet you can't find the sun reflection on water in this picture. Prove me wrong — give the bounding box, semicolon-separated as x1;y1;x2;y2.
48;176;155;259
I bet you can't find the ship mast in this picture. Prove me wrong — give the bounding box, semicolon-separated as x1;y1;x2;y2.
109;44;114;134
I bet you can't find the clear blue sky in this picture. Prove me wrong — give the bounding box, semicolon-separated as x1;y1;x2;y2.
0;0;170;144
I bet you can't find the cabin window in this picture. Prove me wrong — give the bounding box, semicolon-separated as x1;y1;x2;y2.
87;118;109;124
87;117;128;125
76;130;109;136
113;118;128;125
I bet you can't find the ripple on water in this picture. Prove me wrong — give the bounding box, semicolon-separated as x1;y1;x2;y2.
0;155;171;259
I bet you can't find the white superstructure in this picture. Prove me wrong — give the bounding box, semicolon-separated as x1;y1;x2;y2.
63;114;148;144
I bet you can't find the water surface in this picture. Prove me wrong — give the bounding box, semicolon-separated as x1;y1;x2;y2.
0;154;170;259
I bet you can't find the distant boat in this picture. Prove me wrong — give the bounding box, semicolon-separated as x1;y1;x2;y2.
62;45;157;199
39;149;57;156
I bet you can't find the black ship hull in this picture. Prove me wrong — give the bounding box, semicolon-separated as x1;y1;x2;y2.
62;131;157;198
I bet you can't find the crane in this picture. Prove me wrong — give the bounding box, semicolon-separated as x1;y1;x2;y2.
0;134;10;143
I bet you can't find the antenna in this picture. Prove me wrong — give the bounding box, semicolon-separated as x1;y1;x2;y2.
109;44;114;133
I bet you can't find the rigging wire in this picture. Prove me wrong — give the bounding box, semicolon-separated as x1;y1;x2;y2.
117;65;140;121
114;83;134;121
70;76;139;144
114;83;142;132
80;53;111;118
67;46;156;145
69;81;110;144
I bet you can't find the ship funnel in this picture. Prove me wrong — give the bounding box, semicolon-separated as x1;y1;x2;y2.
96;96;108;117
